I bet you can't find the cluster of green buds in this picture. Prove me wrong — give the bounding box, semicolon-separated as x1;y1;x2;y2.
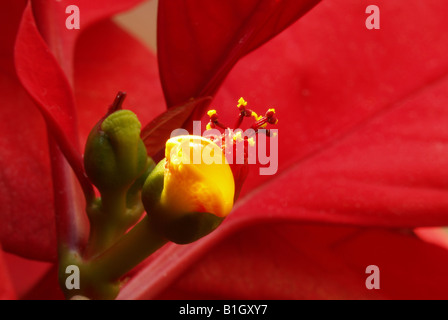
84;94;235;248
61;93;239;299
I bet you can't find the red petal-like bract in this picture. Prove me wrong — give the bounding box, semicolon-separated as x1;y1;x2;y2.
15;4;91;254
157;0;321;119
2;251;55;299
157;224;448;299
0;1;57;260
214;0;448;227
2;0;162;261
30;0;146;81
0;247;16;300
120;0;448;299
141;97;212;158
4;0;448;300
74;20;166;148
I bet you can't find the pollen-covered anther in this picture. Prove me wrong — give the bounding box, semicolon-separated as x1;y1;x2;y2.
207;109;218;121
235;97;257;128
206;98;279;135
266;108;279;125
237;97;248;108
207;109;227;130
236;97;254;118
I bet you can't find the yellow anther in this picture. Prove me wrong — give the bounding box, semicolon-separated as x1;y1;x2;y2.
266;108;278;124
206;123;213;130
237;97;248;108
207;110;217;118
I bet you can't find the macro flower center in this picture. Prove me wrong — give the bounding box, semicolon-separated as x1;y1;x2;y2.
205;97;279;166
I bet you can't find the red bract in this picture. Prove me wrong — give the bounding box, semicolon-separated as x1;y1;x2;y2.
153;225;448;300
157;0;320;113
1;0;448;300
120;0;448;299
143;0;321;155
1;0;163;261
0;246;15;299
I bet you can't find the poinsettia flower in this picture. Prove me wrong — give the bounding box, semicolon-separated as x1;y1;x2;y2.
2;0;448;300
118;0;448;300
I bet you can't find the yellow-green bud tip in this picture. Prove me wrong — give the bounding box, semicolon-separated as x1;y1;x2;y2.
101;110;141;144
84;109;147;192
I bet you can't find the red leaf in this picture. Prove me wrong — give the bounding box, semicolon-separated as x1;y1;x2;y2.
141;97;212;157
209;0;448;227
73;19;166;147
157;0;321;118
30;0;146;79
230;73;448;227
0;1;57;261
0;247;16;300
0;73;57;261
120;0;448;298
15;0;150;163
120;222;448;300
10;1;150;256
15;2;94;194
15;3;93;252
0;1;27;76
2;15;163;259
155;224;448;299
2;251;54;299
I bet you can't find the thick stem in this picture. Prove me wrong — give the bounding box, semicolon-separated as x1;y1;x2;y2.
60;215;167;300
90;216;168;283
85;189;145;258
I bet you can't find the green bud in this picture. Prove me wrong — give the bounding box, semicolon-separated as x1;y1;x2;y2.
84;110;148;193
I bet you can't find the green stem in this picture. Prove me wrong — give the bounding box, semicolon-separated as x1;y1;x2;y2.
60;215;167;300
90;216;168;282
85;190;131;258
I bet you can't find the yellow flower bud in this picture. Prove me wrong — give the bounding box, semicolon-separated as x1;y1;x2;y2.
142;135;235;244
163;135;234;218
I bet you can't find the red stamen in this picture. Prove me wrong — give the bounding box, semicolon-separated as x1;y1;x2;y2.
251;117;268;129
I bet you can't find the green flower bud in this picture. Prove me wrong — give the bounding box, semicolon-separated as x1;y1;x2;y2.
84;110;147;193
